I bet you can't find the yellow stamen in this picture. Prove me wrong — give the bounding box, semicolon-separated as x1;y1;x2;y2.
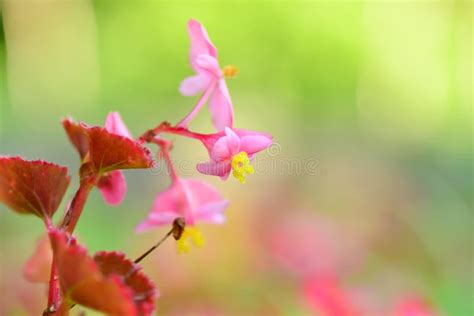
176;227;205;254
231;151;254;184
222;65;240;78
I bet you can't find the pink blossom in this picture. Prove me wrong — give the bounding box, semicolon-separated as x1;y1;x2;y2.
393;297;437;316
97;112;132;205
197;127;272;183
178;19;235;131
304;277;362;316
136;178;229;232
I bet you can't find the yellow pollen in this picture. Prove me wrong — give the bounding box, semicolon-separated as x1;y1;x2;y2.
231;151;254;184
222;65;240;78
176;227;205;254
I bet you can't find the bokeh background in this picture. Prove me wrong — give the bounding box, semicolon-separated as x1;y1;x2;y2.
0;1;472;315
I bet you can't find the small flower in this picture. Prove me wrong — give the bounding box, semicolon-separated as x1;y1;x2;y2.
136;178;229;253
179;19;235;131
197;127;272;183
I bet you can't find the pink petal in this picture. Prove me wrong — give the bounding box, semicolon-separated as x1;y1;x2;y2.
136;178;228;229
182;179;224;205
104;112;133;139
97;170;127;206
194;200;229;224
304;277;361;316
136;182;187;231
210;137;232;161
196;54;222;78
188;19;218;72
196;161;231;177
233;128;273;139
181;179;228;223
208;81;234;131
136;211;181;232
394;297;436;316
149;184;183;215
179;74;211;96
220;172;231;181
240;134;273;155
224;127;240;155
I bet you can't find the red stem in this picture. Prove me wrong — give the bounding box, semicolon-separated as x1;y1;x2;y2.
156;123;210;142
45;179;94;313
60;180;94;233
43;219;61;315
44;263;60;315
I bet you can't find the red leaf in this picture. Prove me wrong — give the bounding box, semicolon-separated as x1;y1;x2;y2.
94;252;157;316
49;229;157;316
87;126;153;173
62;119;89;159
0;157;70;220
62;119;154;175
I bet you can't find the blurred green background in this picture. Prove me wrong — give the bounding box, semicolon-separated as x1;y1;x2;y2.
0;1;472;315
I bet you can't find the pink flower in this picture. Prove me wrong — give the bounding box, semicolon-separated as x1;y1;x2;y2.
197;127;272;183
303;277;362;316
97;112;133;205
136;178;229;231
178;19;235;131
394;297;437;316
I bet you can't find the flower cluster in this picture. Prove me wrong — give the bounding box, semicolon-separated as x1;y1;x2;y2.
0;19;271;315
136;19;272;251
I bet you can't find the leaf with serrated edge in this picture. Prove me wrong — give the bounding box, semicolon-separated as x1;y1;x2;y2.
62;119;154;175
49;229;157;316
62;119;89;159
0;157;70;220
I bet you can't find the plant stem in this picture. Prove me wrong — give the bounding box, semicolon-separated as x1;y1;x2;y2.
176;80;216;128
45;179;94;313
60;181;94;233
152;139;179;182
134;228;174;264
43;219;60;315
43;263;60;315
134;218;185;264
139;122;213;150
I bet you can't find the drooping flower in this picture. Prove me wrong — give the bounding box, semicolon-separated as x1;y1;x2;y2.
136;177;228;253
197;127;272;183
136;138;228;253
178;19;236;131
